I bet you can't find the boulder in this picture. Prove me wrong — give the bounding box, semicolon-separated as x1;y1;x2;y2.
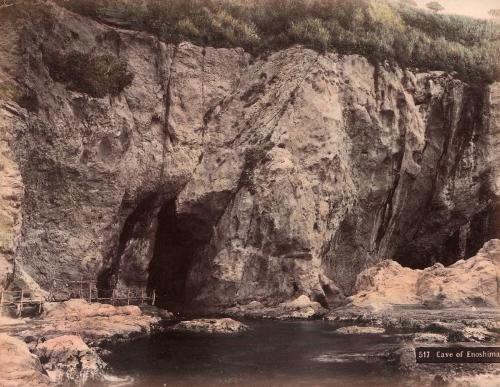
388;344;417;373
43;299;142;319
334;326;386;334
225;295;328;319
448;327;496;343
349;240;500;310
413;333;448;344
0;334;50;387
274;295;328;319
21;299;160;345
36;335;106;384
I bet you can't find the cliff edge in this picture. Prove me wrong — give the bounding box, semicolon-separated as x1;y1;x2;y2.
0;3;498;311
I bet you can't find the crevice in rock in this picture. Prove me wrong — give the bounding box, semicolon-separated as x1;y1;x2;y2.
147;198;209;312
200;47;206;138
161;44;178;168
375;150;403;247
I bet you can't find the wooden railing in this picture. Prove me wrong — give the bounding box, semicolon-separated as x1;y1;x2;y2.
0;289;43;316
48;278;156;306
1;279;155;318
90;287;156;306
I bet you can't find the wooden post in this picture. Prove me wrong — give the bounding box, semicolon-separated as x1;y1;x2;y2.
0;290;4;316
152;289;156;306
19;290;24;316
111;289;115;306
88;282;92;303
140;288;144;305
80;276;83;299
127;289;130;305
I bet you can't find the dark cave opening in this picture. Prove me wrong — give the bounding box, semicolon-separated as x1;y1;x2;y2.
394;208;497;270
147;199;201;312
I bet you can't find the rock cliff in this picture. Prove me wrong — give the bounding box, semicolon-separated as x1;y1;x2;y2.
0;3;498;311
349;239;500;309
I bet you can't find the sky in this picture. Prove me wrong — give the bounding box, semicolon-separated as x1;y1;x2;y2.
413;0;500;19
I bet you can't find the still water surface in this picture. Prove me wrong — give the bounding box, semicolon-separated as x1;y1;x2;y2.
98;319;441;387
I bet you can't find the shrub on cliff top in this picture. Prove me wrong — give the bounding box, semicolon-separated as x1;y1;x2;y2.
45;50;134;98
55;0;500;83
289;18;331;51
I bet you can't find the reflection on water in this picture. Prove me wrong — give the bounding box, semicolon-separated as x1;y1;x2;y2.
95;320;492;387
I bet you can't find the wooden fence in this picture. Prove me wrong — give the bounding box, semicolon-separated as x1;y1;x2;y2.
1;279;155;318
0;289;43;316
48;277;156;306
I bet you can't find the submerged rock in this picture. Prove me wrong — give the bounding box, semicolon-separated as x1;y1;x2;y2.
413;333;448;344
0;334;50;387
448;327;496;343
35;335;106;385
170;318;248;334
334;326;385;335
328;305;500;346
225;295;328;319
275;295;329;319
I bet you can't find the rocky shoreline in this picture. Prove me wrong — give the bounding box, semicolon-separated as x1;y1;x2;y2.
0;300;167;386
1;240;499;386
1;297;498;387
0;2;499;385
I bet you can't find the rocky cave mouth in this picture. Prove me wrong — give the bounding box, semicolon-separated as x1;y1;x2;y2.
393;207;496;270
147;199;204;312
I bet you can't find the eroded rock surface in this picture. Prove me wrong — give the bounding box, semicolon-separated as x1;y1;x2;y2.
412;333;447;344
349;239;500;310
35;335;106;385
0;300;169;387
0;333;50;387
225;295;328;319
22;299;160;346
0;2;498;312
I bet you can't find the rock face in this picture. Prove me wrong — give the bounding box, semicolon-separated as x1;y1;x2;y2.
35;335;106;385
0;334;50;387
0;120;24;289
349;239;500;309
21;299;160;345
0;300;163;387
0;3;498;311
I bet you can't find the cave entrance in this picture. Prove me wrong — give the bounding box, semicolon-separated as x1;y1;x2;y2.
147;199;201;312
394;208;497;269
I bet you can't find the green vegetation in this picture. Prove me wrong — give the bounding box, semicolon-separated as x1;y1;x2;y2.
57;0;500;83
45;50;134;98
425;1;444;13
489;9;500;20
